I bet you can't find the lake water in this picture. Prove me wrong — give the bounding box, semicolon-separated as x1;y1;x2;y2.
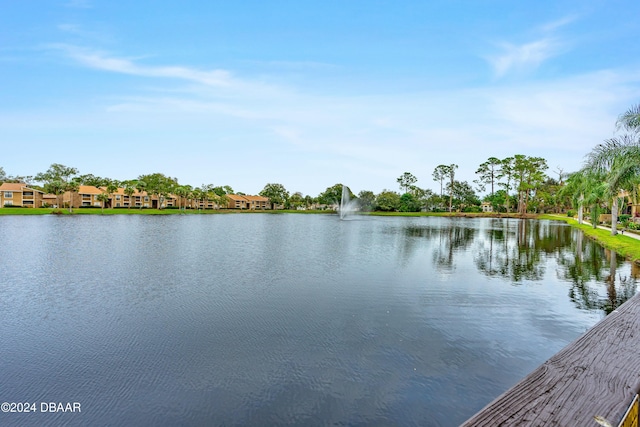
0;214;637;426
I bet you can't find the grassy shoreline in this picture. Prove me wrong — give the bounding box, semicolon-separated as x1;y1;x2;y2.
539;214;640;264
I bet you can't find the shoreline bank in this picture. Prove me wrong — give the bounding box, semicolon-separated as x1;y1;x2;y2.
540;214;640;264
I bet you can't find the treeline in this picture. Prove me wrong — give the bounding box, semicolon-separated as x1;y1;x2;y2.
2;104;638;218
310;154;559;214
0;164;556;214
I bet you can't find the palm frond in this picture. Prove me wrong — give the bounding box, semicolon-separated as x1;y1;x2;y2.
607;150;640;192
585;138;625;171
616;103;640;133
585;134;640;172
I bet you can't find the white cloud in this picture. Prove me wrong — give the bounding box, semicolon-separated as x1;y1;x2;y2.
51;45;291;103
488;38;562;78
486;16;576;78
61;46;233;87
537;15;578;32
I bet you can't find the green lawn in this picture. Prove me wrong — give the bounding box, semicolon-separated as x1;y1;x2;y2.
0;208;60;215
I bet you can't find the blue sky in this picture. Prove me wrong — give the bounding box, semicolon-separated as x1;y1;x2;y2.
2;0;640;196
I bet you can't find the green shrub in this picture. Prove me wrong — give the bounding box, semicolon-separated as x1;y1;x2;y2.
463;206;482;213
627;222;640;230
567;210;576;217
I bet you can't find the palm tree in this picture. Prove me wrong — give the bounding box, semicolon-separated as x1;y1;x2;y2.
135;180;147;209
192;187;204;211
215;193;229;210
96;192;110;214
616;103;640;133
100;180;119;210
123;181;136;209
559;170;588;224
175;184;192;212
558;169;608;229
583;179;608;229
586;134;640;235
66;179;81;213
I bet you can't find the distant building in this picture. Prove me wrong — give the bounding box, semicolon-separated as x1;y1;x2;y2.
0;183;44;208
226;194;270;210
42;193;58;207
621;188;640;218
65;185;104;208
481;201;493;213
110;187;149;208
242;195;270;210
63;186;180;209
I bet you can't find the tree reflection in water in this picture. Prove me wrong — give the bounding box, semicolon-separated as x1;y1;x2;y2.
403;218;637;313
473;219;570;283
472;219;637;313
554;228;638;313
403;220;476;271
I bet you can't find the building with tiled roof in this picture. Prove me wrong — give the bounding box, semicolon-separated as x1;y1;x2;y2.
0;182;45;208
242;195;270;210
226;194;270;210
64;185;104;208
110;187;150;208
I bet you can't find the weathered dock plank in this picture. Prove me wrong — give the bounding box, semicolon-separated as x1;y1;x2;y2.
462;292;640;426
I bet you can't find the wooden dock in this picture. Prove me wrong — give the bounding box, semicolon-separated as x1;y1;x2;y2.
461;292;640;427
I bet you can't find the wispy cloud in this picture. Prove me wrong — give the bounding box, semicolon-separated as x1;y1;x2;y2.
488;38;562;78
486;16;575;78
537;15;578;32
56;45;234;87
50;44;290;102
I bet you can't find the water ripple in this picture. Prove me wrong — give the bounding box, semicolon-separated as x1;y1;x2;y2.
0;215;635;426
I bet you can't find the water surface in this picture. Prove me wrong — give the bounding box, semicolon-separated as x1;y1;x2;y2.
0;215;636;426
